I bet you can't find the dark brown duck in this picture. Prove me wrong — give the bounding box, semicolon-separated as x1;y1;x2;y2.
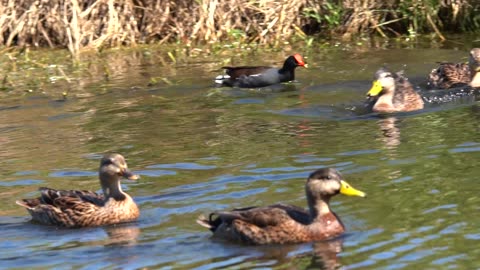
197;168;365;245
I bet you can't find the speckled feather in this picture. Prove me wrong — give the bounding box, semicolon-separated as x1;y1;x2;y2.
17;188;139;227
370;69;424;113
16;153;140;228
391;73;424;111
201;204;344;245
427;62;471;89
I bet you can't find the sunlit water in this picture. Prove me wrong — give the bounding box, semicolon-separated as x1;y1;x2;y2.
1;44;480;269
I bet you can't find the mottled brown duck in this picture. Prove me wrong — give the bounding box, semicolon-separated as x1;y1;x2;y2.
427;48;480;89
196;168;366;245
366;68;424;113
16;154;140;228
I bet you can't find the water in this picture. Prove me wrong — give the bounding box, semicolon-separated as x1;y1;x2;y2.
1;43;480;269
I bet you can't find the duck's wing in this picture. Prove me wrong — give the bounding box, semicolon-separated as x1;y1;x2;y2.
222;66;272;79
17;187;104;209
16;188;105;227
428;62;471;89
39;187;104;207
219;203;310;227
393;73;424;110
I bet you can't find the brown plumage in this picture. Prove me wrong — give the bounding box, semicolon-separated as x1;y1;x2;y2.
16;154;140;228
366;68;424;113
197;168;366;245
427;62;470;89
427;48;480;89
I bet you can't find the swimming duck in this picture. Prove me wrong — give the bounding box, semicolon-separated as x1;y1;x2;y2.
427;48;480;89
16;153;140;228
366;68;424;113
214;54;307;88
196;168;365;245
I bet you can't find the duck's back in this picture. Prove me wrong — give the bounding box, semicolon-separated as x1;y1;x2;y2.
202;203;344;244
428;62;471;89
392;75;424;112
17;187;139;227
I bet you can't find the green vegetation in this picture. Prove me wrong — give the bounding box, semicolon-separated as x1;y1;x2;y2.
0;0;478;55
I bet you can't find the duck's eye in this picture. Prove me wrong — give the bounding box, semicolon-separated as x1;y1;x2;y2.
102;158;114;166
326;175;331;180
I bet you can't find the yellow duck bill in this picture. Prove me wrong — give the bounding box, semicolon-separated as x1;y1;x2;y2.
340;180;366;197
367;80;383;97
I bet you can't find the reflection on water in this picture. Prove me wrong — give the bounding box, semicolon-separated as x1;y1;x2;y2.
297;239;343;270
103;224;141;247
377;117;401;151
1;47;480;269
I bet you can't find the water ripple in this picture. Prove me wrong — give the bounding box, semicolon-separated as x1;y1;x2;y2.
147;163;216;170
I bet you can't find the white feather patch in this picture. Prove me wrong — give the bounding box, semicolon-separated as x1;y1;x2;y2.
214;75;230;84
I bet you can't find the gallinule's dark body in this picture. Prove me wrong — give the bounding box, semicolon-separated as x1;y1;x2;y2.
215;54;307;88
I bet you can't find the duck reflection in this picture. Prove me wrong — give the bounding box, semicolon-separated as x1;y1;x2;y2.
305;239;343;270
377;116;401;152
248;238;343;270
102;223;141;246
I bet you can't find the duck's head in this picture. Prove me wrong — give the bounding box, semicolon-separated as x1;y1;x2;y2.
99;154;139;187
367;68;395;98
305;168;366;201
469;48;480;72
469;48;480;87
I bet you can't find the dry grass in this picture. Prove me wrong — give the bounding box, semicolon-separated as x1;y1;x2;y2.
0;0;477;55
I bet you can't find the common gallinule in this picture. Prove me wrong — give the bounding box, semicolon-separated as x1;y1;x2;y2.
427;48;480;89
215;54;307;88
16;154;140;227
366;68;424;113
196;168;366;245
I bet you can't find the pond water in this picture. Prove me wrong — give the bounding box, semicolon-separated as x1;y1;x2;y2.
1;41;480;269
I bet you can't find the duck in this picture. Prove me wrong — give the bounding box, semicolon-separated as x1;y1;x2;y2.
196;168;365;245
214;54;307;88
427;48;480;89
16;153;140;228
366;68;424;113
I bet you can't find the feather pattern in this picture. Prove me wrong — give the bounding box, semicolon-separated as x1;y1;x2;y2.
427;48;480;89
367;68;424;113
427;62;471;89
16;154;140;228
197;168;365;245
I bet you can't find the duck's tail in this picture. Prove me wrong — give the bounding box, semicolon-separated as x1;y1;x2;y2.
214;74;230;85
15;199;35;209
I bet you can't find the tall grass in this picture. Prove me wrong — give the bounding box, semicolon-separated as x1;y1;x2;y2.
0;0;478;55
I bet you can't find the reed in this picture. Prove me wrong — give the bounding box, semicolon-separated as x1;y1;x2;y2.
0;0;477;55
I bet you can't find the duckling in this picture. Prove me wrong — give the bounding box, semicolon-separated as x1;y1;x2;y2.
196;168;365;245
427;48;480;89
366;68;424;113
16;154;140;228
